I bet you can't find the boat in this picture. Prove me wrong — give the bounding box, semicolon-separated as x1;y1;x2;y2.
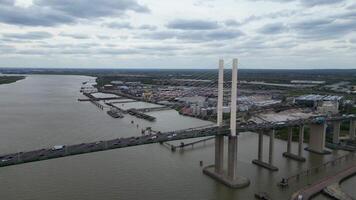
254;192;271;200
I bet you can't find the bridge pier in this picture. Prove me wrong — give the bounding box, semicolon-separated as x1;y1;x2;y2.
333;121;341;144
305;123;331;155
349;120;355;140
227;136;238;180
214;135;224;174
253;130;279;171
283;126;306;162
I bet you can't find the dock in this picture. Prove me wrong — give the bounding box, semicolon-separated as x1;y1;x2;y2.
167;137;215;151
134;107;172;113
127;109;156;121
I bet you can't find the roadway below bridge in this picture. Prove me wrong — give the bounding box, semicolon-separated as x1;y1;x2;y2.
0;115;355;169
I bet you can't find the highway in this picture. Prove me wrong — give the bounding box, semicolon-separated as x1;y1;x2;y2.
0;115;355;168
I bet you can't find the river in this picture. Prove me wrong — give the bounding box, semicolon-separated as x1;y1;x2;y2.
0;75;355;200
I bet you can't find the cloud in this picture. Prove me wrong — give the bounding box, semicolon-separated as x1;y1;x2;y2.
103;22;133;29
143;29;244;42
249;0;346;7
224;19;240;27
0;0;149;26
258;23;288;34
167;19;220;30
1;31;53;40
138;24;157;31
291;18;356;39
299;0;345;7
36;0;149;18
59;33;90;39
0;0;13;5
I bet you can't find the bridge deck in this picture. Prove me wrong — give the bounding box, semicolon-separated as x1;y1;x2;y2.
0;116;355;169
290;163;356;200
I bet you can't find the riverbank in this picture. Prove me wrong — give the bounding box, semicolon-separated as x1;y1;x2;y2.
0;76;25;85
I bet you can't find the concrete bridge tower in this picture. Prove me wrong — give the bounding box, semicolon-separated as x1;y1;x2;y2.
203;58;250;189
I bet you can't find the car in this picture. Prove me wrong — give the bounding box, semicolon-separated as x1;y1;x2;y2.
151;136;157;139
297;194;303;200
51;145;65;151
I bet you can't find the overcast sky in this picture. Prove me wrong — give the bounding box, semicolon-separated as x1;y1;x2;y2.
0;0;355;69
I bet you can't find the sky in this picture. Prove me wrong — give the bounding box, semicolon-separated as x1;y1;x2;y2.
0;0;355;69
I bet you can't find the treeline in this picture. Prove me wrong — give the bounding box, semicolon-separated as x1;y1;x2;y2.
0;76;25;85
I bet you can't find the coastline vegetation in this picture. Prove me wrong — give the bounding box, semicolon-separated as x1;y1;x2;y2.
0;76;25;85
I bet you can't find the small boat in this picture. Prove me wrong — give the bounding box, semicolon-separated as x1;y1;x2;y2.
255;192;271;200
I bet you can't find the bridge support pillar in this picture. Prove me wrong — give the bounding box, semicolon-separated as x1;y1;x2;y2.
214;135;224;174
350;120;355;140
257;131;263;161
227;136;238;180
298;125;305;158
333;121;341;144
306;123;331;155
286;127;292;154
268;129;275;165
283;126;306;162
253;130;279;171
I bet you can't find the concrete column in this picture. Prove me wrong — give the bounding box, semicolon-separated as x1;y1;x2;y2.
217;59;224;127
298;125;304;157
333;121;341;144
230;58;238;137
227;136;238;180
308;123;329;154
350;120;355;140
287;127;293;154
258;131;263;161
228;59;238;180
214;59;224;174
269;130;275;165
215;135;224;174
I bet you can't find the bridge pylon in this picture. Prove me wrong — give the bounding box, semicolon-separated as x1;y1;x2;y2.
203;58;250;189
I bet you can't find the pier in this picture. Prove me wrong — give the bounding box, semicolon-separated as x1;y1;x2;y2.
134;107;172;113
167;137;215;151
127;109;156;121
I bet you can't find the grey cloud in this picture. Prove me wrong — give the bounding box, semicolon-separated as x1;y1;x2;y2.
102;22;133;29
0;5;74;26
0;0;149;26
59;33;90;39
2;31;53;40
258;23;288;34
35;0;149;18
144;29;244;42
291;18;356;39
249;0;345;7
0;0;13;5
224;19;240;27
137;45;181;51
300;0;345;7
167;19;219;30
138;25;157;31
241;10;298;25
